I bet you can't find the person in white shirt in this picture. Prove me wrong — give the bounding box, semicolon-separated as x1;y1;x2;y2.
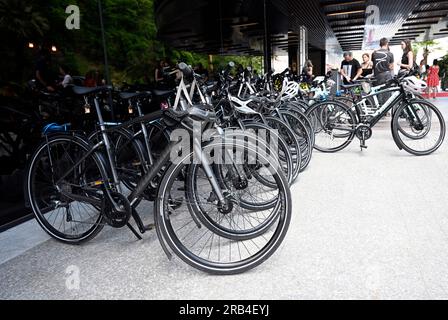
59;65;73;88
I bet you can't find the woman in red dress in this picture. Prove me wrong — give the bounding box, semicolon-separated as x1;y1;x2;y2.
427;59;440;99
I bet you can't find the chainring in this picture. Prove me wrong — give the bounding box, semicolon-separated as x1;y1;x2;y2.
102;192;131;228
355;124;373;141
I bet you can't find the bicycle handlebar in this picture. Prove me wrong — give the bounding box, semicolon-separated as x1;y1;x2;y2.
164;105;216;123
280;68;290;76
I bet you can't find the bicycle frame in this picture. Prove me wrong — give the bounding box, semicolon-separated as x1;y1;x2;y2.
173;74;194;111
237;79;256;98
354;87;403;127
336;84;425;134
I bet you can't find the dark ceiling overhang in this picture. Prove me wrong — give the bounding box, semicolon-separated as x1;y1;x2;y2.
154;0;448;56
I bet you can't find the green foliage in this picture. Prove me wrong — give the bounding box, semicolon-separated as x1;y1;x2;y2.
439;53;448;75
0;0;49;38
413;40;441;64
0;0;262;85
0;0;50;81
212;55;263;74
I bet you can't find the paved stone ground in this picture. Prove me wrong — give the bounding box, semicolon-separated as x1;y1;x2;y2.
0;99;447;300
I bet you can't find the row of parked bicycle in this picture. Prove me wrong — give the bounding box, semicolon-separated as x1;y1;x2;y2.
24;61;445;274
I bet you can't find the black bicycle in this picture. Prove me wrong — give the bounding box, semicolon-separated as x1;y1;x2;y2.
26;75;292;274
306;75;445;156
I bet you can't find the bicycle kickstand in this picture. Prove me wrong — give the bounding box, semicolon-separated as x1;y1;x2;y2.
127;208;155;240
360;139;368;151
127;223;143;240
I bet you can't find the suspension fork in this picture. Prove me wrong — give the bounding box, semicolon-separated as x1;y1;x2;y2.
192;137;226;204
215;126;248;184
404;101;424;127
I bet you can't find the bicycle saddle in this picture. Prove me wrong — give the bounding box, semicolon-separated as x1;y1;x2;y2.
72;86;112;96
120;91;152;100
152;89;174;98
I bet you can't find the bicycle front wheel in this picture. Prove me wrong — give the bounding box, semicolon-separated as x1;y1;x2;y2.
155;139;291;274
392;99;446;156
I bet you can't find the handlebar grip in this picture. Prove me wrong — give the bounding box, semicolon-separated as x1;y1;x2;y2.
281;68;290;76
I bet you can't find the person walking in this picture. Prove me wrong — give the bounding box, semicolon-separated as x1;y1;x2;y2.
427;59;440;99
397;39;414;76
340;52;362;84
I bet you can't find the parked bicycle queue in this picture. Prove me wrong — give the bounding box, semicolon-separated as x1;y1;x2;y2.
2;32;440;276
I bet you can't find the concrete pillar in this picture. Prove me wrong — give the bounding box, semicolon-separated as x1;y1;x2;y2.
288;26;308;75
263;0;272;72
298;26;308;71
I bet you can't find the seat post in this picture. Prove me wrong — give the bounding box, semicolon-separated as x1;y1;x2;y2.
93;94;122;192
136;99;154;165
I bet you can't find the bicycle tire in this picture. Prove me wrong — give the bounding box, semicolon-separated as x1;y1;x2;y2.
26;134;106;244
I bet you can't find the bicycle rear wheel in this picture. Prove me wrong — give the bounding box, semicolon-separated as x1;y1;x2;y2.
241;121;296;185
264;116;302;180
276;111;313;172
26;134;106;244
306;101;357;153
279;104;315;147
89;128;146;192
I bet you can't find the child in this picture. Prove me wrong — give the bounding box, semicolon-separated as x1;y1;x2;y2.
427;59;440;99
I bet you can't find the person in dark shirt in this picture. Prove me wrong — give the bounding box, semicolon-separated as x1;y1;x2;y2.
372;38;395;108
371;37;394;85
397;39;415;78
301;59;314;85
340;52;362;84
194;63;209;81
35;47;55;92
154;60;166;84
